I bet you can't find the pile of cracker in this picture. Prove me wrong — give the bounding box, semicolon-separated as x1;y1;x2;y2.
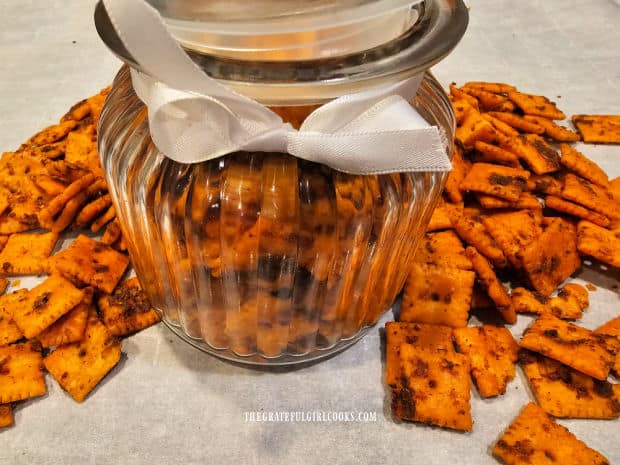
0;90;161;428
387;82;620;464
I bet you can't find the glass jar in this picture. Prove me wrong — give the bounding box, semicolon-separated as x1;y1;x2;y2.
95;0;467;364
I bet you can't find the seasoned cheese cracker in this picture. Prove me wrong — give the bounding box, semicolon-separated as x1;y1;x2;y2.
576;220;620;267
11;274;85;338
98;277;160;337
0;231;58;275
0;291;25;345
482;210;542;268
74;194;112;229
90;205;116;233
520;350;620;419
520;314;612;380
456;109;498;149
453;325;518;398
493;403;609;465
0;403;13;428
413;230;472;270
449;84;479;109
526;174;563;196
427;199;460;232
481;114;520;138
507;92;566;120
521;218;581;296
28;121;77;146
460;163;530;202
44;312;121;402
560;144;608;186
594;316;620;338
101;219;122;246
473;141;520;167
451;99;475;125
463;82;517;94
504;134;561;175
385;322;454;388
38;173;96;224
400;263;474;328
444;146;468;203
511;285;588;320
0;341;46;403
61;98;91;122
461;87;510;112
450;209;508;267
476;192;541;210
545;195;610;228
393;344;472;431
562;173;616;220
50;234;129;293
0;277;7;294
523;115;580;142
572;114;620;144
465;247;516;323
486;111;545;134
37;288;93;348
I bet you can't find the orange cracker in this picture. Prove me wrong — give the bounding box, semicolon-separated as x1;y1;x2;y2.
427;199;461;232
576;220;620;267
0;231;58;275
486;111;545;134
48;190;89;233
455;109;498;149
482;210;543;268
444;146;469;203
385;321;454;388
0;291;25;345
414;230;472;270
400;263;474;328
521;218;581;296
510;286;583;320
43;312;122;402
520;314;612;380
61;98;91;122
453;325;518;398
465;246;516;324
0;404;13;428
451;98;475;125
28;120;77;146
101;219;122;246
572;114;620;144
49;234;129;293
481;114;520;138
0;340;46;403
11;274;85;339
507;92;566;120
546;195;610;227
460;163;530;202
560;144;608;186
504;134;561;175
393;344;472;431
520;350;620;419
526;174;563;196
523;115;580;142
39;172;95;219
98;277;160;337
90;205;116;233
562;173;616;220
476;192;541;210
493;403;609;465
449;84;479;109
74;194;112;229
450;209;508;267
31;140;66;160
461;87;510;112
473;141;520;166
594;316;620;339
37;288;93;348
0;277;7;294
463;82;517;94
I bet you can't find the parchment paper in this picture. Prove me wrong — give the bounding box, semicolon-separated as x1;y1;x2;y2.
0;1;619;464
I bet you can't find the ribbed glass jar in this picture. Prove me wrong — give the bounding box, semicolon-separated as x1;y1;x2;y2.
98;66;454;364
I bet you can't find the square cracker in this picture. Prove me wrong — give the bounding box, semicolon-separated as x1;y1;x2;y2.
0;291;24;346
576;220;620;267
0;404;13;428
49;234;129;293
455;108;499;149
11;274;85;339
545;195;610;228
0;231;58;276
511;284;587;320
444;146;469;203
453;325;518;398
482;210;543;269
527;174;564;196
98;277;161;337
572;114;620;144
521;218;581;296
493;403;609;465
504;134;561;175
507;92;566;120
476;192;541;210
560;144;608;187
486;111;545;134
0;341;46;404
465;247;516;324
473;141;520;166
594;316;620;338
562;173;616;220
427;199;461;232
520;314;612;380
37;288;93;348
460;162;530;202
400;263;475;328
414;230;472;270
520;350;620;419
451;210;508;268
43;312;121;402
523;115;580;142
392;344;472;431
385;322;454;388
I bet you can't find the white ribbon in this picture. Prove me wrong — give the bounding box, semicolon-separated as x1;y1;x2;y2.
102;0;451;175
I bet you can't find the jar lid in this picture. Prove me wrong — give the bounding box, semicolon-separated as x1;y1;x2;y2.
95;0;468;104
